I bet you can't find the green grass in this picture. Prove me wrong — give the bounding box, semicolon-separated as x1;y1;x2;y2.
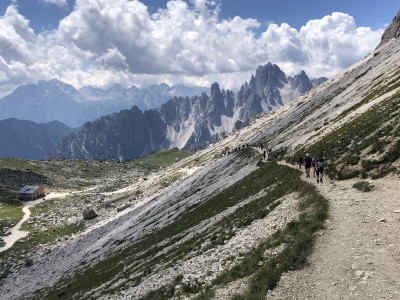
360;139;400;179
334;69;400;122
28;150;273;298
30;149;328;300
0;204;23;223
1;222;84;258
159;172;182;188
352;181;373;192
0;150;192;192
289;92;400;179
0;188;17;202
211;177;328;300
0;189;23;228
0;195;86;263
0;158;35;170
129;149;193;170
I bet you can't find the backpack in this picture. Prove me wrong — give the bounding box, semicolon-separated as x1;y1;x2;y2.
317;159;324;168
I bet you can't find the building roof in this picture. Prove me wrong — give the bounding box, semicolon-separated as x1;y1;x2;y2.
18;185;41;194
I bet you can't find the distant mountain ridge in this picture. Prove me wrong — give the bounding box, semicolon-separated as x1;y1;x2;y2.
0;119;76;160
0;80;209;127
51;63;327;160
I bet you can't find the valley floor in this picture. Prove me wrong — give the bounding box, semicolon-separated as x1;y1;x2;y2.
268;162;400;299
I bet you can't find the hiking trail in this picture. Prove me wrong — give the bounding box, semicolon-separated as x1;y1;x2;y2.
268;160;400;299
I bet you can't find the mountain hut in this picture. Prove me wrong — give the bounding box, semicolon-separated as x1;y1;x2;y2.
17;185;45;201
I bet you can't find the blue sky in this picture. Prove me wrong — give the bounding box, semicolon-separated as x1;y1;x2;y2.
0;0;396;32
0;0;398;97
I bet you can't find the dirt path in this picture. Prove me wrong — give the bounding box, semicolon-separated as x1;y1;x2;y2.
0;191;79;253
268;161;400;299
0;198;45;253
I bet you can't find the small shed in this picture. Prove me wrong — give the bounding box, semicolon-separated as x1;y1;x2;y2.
17;185;45;201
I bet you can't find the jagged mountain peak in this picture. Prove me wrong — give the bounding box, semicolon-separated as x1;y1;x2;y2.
144;83;171;93
37;78;78;94
107;83;125;90
38;78;70;87
51;62;324;160
210;82;222;95
377;10;400;49
253;63;288;89
288;71;313;94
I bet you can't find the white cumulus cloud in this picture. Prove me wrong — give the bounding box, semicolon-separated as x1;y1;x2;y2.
39;0;68;8
0;0;384;98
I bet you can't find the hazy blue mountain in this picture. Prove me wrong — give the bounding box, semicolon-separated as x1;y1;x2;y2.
0;118;76;160
0;80;209;127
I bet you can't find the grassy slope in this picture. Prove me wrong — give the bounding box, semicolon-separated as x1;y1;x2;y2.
29;149;328;300
0;149;193;190
129;149;192;169
288;84;400;180
0;149;193;278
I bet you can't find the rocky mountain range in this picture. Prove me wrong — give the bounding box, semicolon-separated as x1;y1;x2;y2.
1;10;400;300
51;64;326;160
0;119;76;160
0;80;209;128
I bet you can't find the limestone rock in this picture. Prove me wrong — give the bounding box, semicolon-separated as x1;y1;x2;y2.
377;10;400;49
83;208;98;220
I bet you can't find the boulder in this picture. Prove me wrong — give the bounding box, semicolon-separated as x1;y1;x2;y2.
83;208;98;220
24;259;34;267
117;204;131;212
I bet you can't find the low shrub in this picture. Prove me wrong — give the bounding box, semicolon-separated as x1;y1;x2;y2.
352;181;373;192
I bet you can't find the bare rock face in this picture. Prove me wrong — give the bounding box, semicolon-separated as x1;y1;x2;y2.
83;208;98;220
51;63;326;160
376;10;400;49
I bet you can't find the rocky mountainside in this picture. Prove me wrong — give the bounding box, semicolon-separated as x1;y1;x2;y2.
51;64;326;159
0;80;208;127
1;13;400;300
376;10;400;49
0;118;76;160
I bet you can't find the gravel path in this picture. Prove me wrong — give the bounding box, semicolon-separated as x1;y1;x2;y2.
268;162;400;299
0;198;45;252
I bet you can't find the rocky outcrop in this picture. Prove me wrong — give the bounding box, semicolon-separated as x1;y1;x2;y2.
376;10;400;49
288;71;313;94
51;63;326;160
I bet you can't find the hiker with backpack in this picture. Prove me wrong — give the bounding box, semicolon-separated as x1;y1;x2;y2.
298;155;304;169
316;156;325;183
311;156;317;177
304;153;312;178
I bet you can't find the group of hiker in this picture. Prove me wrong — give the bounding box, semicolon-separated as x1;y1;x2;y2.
252;142;273;160
298;153;325;183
